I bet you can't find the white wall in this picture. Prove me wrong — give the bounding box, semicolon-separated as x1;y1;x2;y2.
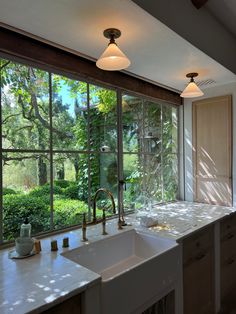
180;82;236;205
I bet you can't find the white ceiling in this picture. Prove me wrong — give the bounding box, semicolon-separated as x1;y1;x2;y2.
0;0;235;93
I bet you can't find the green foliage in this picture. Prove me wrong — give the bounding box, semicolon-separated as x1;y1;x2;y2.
53;199;88;228
54;180;73;189
63;184;79;199
3;187;16;195
3;194;50;240
96;89;116;114
1;57;178;242
29;185;63;198
73;115;87;150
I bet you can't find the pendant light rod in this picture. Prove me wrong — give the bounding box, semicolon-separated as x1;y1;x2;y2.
103;28;121;44
186;72;198;81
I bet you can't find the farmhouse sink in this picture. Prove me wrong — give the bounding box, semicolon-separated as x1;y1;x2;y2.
62;229;180;314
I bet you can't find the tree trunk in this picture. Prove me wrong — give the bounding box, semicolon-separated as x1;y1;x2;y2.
37;122;47;185
38;156;47;185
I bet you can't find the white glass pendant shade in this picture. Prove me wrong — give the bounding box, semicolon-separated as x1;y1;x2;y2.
180;81;204;98
96;43;131;71
180;73;204;98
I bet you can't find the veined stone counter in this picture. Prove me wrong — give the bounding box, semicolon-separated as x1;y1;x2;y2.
0;221;133;314
127;201;236;241
0;201;235;313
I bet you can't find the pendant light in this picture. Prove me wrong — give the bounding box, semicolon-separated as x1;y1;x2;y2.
96;28;131;71
180;72;204;98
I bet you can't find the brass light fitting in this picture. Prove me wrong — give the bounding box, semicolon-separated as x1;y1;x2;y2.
180;72;204;98
96;28;131;71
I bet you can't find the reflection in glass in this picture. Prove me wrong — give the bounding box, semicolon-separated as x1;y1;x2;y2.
122;95;142;153
143;100;162;154
90;125;117;152
143;154;162;201
90;153;118;219
162;105;178;154
2;153;50;241
122;94;178;207
123;154;143;210
163;154;178;201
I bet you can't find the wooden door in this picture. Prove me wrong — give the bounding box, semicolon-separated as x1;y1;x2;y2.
192;95;232;206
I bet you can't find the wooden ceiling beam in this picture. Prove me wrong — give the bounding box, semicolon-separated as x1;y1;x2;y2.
0;27;181;106
191;0;208;9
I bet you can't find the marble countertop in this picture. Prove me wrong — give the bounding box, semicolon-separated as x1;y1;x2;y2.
0;201;235;313
130;201;236;241
0;221;134;314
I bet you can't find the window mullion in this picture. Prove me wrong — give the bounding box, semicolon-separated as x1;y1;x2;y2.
117;90;124;216
87;83;92;221
49;72;54;230
0;67;3;244
161;103;164;201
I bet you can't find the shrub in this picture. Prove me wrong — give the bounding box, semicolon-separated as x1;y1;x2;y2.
29;185;63;198
54;180;73;189
53;199;88;228
3;194;50;240
3;187;17;195
63;184;79;199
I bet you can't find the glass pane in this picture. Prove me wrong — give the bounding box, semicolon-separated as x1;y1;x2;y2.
163;153;178;201
52;74;88;150
2;152;50;241
1;60;49;150
122;94;143;153
123;154;143;210
90;124;117;152
143;100;162;154
90;153;118;220
162;104;178;154
143;154;163;202
89;85;117;152
90;84;117;124
53;153;89;229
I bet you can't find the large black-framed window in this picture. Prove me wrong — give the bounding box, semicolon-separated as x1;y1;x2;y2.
0;56;179;244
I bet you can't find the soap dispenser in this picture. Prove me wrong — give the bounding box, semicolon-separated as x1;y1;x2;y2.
20;218;31;238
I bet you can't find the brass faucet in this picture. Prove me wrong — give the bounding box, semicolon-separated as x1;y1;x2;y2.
93;188;123;230
93;188;116;222
80;189;118;241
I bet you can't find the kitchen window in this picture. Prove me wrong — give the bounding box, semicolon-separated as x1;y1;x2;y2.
0;56;178;244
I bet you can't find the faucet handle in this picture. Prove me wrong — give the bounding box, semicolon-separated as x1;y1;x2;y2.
81;212;88;242
102;209;108;236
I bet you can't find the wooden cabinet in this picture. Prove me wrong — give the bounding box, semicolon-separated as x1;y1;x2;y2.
182;226;215;314
42;294;81;314
220;213;236;312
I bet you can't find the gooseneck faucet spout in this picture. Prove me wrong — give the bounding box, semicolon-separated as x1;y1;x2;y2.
93;188;116;223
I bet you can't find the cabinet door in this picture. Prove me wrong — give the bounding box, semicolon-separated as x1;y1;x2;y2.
183;227;215;314
42;294;81;314
220;214;236;311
